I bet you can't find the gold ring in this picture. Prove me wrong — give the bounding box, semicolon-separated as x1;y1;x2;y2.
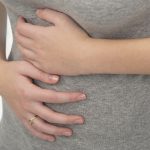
28;115;38;126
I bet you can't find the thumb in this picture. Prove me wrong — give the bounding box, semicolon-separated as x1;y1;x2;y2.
20;61;59;84
36;9;65;25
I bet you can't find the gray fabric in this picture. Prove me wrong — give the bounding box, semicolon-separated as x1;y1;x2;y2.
1;0;150;149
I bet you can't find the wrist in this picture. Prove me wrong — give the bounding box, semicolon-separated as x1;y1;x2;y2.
77;37;94;75
79;38;117;74
78;37;106;75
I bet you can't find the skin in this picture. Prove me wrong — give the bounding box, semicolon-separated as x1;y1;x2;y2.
2;4;150;143
16;8;150;75
15;10;89;75
0;3;86;142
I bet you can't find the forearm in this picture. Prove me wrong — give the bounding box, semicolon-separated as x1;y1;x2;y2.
0;2;7;63
82;37;150;75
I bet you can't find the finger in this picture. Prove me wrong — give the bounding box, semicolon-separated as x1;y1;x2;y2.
17;44;36;61
32;85;86;103
33;118;73;137
31;103;84;125
36;9;67;26
19;61;59;84
15;30;35;50
25;112;72;137
16;16;45;39
23;119;56;142
27;114;73;137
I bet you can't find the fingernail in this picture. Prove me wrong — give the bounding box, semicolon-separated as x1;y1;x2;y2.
77;94;86;100
74;118;84;124
48;75;59;82
64;131;72;136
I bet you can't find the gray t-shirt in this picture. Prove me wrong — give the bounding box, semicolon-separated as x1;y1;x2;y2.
1;0;150;150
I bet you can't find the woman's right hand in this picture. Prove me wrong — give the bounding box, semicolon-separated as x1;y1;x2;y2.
0;60;86;142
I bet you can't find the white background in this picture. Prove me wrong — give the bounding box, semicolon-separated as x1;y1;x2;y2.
0;16;13;121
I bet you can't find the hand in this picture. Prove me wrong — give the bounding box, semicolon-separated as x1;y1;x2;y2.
0;60;86;142
15;9;90;75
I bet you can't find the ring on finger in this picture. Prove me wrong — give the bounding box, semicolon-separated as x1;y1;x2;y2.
28;115;38;126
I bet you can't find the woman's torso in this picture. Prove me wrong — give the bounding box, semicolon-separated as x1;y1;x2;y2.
1;0;150;150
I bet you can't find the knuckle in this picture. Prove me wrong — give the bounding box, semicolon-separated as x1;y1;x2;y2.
51;128;57;134
49;126;58;133
20;87;30;98
49;92;57;100
48;95;57;102
53;129;60;135
42;112;50;121
49;126;61;136
51;91;60;99
22;102;30;111
38;71;44;79
34;123;42;131
45;111;56;122
42;90;57;102
46;126;55;134
20;99;30;110
63;117;70;124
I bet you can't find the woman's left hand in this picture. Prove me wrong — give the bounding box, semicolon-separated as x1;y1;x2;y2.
15;9;90;76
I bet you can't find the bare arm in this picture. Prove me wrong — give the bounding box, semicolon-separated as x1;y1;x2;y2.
14;9;150;75
0;2;7;62
0;5;87;142
82;38;150;75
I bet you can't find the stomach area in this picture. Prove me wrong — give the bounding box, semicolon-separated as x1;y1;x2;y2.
32;74;150;146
